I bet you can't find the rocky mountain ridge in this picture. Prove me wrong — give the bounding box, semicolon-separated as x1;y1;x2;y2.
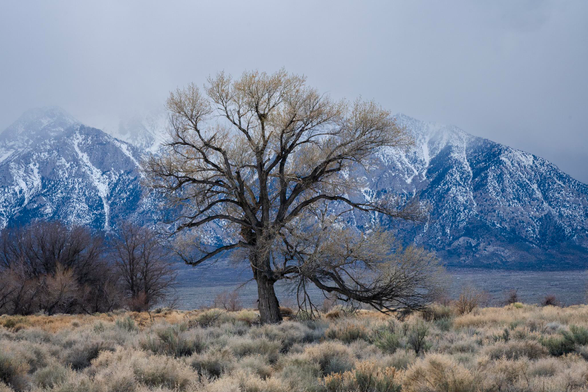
0;107;154;231
365;114;588;268
0;107;586;269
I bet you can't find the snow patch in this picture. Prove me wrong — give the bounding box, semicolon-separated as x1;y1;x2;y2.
0;149;14;164
8;161;42;206
72;132;111;230
513;150;534;166
113;139;143;174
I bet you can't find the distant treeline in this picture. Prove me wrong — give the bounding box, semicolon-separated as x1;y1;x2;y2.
0;220;176;315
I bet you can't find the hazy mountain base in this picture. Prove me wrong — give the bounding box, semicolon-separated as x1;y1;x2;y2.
3;305;588;391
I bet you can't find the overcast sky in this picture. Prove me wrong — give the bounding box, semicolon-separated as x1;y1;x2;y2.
1;0;587;182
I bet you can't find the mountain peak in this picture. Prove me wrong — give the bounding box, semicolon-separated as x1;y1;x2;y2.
1;106;80;144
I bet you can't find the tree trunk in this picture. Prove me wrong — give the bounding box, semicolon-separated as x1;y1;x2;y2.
247;234;282;324
255;270;282;323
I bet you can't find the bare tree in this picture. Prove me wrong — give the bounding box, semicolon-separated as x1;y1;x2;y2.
110;221;176;311
145;69;441;323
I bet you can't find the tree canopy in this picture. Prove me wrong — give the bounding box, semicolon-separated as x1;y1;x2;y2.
146;69;442;323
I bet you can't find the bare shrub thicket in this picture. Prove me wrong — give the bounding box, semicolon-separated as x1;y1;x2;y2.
505;289;519;305
0;220;176;315
0;221;119;315
213;291;242;311
110;221;176;311
542;294;560;307
453;286;488;315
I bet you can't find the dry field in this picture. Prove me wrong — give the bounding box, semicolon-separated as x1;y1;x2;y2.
3;303;588;391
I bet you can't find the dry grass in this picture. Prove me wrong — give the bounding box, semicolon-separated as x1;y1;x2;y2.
3;304;588;391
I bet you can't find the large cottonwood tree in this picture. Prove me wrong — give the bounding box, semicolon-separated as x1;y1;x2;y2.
145;70;442;323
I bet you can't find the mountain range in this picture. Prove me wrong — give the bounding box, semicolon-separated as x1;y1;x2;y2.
0;107;586;269
366;115;588;269
0;107;156;231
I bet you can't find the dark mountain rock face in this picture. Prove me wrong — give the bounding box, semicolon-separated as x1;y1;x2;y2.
0;108;586;269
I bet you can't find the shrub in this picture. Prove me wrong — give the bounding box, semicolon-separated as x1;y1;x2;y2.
528;358;560;377
325;309;344;320
238;354;273;379
485;340;547;360
539;326;588;357
228;337;281;362
352;362;400;392
371;328;400;354
0;316;29;331
403;354;478;392
251;321;313;351
93;322;106;333
0;351;29;392
541;332;576;356
276;358;322;392
323;361;401;392
132;354;195;391
545;322;564;333
43;372;105;392
422;304;452;321
325;322;368;344
303;342;355;375
0;221;126;316
435;317;453;332
33;363;70;388
230;370;289;392
115;316;138;332
196;309;231;327
141;326;203;357
324;305;358;320
63;340;115;370
447;339;479;355
95;364;137;392
385;350;417;370
407;320;430;355
569;325;588;345
477;357;530;391
0;340;50;374
453;287;486;315
191;348;235;378
542;295;559;307
234;309;259;326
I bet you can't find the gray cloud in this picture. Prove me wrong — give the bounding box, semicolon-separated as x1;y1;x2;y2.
1;0;587;181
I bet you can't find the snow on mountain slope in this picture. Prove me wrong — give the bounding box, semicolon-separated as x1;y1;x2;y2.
0;108;586;269
363;114;588;268
0;108;155;231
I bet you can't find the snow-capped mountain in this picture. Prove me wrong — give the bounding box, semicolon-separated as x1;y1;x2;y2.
361;114;588;269
0;107;154;231
0;108;586;269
